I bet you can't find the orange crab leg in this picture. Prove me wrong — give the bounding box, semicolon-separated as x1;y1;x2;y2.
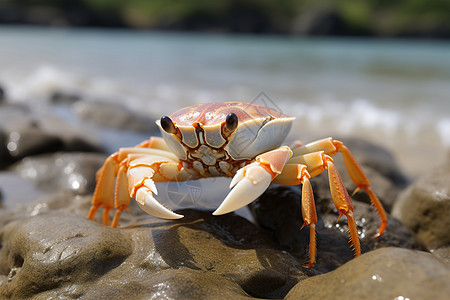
88;138;182;227
276;164;318;267
88;153;120;225
326;159;361;257
335;142;387;237
111;164;132;228
299;171;317;268
292;137;387;237
136;137;172;152
277;151;361;263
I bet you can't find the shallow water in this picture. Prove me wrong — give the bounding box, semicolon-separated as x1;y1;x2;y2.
1;26;450;176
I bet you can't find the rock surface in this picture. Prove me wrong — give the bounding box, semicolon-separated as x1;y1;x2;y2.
11;152;107;195
392;162;450;250
0;194;306;299
285;247;450;300
72;100;158;133
0;102;102;168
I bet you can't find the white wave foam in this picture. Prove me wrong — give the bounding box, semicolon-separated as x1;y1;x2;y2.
437;118;450;147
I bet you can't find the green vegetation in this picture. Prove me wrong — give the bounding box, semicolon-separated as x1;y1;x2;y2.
1;0;449;37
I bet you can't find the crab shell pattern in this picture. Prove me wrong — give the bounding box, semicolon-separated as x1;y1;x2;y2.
88;102;387;268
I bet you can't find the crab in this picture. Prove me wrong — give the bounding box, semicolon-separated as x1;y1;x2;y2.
88;102;387;267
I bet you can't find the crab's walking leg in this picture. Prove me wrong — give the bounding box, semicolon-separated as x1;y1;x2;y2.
277;164;318;267
213;146;293;216
292;138;387;237
276;151;361;263
88;139;183;227
88;153;120;225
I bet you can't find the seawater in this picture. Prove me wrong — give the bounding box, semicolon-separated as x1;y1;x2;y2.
1;26;450;176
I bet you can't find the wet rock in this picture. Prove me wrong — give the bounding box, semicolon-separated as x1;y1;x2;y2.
250;179;424;274
0;85;5;102
32;114;103;153
0;131;10;169
392;162;450;250
432;246;450;266
0;194;307;299
11;152;107;195
0;104;102;168
285;247;450;300
49;91;81;105
72;100;158;133
0;213;133;299
6;124;65;160
339;138;410;187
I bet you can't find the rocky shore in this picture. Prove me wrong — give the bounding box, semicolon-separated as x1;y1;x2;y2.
0;91;449;299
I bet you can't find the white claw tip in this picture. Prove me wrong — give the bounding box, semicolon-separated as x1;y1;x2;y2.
136;189;184;219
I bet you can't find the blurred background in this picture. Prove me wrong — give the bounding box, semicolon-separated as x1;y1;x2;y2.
1;0;450;177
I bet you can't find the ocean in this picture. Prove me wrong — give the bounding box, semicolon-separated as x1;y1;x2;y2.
1;26;450;177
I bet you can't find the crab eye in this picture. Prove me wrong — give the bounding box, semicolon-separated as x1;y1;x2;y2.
160;116;177;134
225;113;238;132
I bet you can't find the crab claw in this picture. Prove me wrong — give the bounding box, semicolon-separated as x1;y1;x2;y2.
134;179;184;220
213;163;273;215
213;146;292;215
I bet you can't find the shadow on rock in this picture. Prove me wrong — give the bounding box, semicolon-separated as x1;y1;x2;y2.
145;209;307;299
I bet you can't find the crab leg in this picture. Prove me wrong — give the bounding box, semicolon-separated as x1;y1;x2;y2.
291;138;387;237
275;163;318;267
88;142;182;227
213;146;293;216
88;153;120;225
276;151;361;262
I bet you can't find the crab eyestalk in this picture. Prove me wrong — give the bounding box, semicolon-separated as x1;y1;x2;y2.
160;116;177;134
222;112;238;138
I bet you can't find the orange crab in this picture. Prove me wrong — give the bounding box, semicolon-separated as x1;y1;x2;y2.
88;102;387;267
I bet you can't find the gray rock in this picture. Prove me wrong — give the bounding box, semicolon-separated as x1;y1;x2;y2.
0;104;102;169
0;131;10;169
11;152;107;195
432;246;450;266
6;124;64;159
0;193;306;299
0;85;5;103
49;91;81;105
250;182;424;275
338;138;410;187
392;162;450;250
285;247;450;300
72;100;158;133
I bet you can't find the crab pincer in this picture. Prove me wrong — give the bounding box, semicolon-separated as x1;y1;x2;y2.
213;146;292;215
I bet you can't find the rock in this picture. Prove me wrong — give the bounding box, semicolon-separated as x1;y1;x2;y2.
11;152;107;195
6;124;65;160
72;100;158;133
339;138;410;187
250;179;424;274
0;85;5;102
0;193;307;299
392;163;450;250
49;91;81;105
0;104;103;169
432;246;450;266
32;113;103;153
0;213;133;299
0;131;10;169
285;247;450;300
